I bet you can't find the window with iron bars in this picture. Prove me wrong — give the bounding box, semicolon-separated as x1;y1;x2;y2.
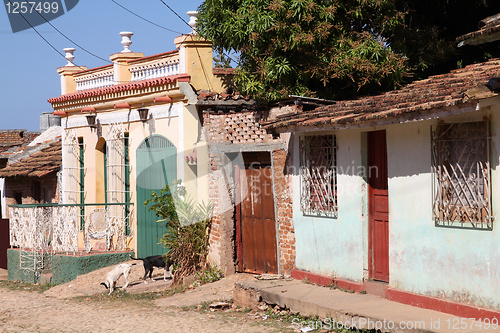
431;121;493;229
300;135;337;217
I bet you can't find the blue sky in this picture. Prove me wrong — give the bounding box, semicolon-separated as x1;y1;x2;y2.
0;1;203;131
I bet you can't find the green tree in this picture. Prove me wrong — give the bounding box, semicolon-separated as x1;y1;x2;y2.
197;0;409;101
197;0;499;102
392;0;499;79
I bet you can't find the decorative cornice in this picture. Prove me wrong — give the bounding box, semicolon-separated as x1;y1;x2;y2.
61;102;183;129
48;74;190;104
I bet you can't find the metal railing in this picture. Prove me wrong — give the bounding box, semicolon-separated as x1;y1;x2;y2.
9;203;134;254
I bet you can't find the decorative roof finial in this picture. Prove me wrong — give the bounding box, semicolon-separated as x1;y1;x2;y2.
63;48;76;66
187;11;198;35
119;31;134;53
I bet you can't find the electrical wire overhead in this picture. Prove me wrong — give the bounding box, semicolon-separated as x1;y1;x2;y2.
111;0;183;35
6;0;88;71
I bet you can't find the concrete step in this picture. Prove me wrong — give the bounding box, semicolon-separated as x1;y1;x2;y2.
234;279;500;333
364;280;388;298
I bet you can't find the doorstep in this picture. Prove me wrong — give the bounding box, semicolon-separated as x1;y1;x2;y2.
234;278;500;333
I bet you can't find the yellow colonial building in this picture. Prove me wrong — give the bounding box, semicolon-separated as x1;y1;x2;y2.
48;17;226;257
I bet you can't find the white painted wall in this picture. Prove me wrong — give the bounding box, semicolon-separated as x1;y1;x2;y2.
292;130;365;282
387;108;500;310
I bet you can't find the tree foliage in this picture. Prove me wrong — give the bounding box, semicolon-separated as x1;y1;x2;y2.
197;0;409;101
392;0;500;79
197;0;499;101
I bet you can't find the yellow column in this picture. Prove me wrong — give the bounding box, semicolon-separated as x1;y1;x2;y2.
175;35;224;92
57;66;86;95
109;52;145;84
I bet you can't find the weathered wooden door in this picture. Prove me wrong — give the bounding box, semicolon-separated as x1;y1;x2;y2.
368;130;389;282
235;153;278;274
136;135;176;257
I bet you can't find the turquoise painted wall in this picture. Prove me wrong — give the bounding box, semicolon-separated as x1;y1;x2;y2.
8;249;133;285
291;104;500;310
387;111;500;310
293;131;365;282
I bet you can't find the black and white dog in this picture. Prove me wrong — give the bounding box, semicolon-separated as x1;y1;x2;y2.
130;255;173;283
100;263;136;294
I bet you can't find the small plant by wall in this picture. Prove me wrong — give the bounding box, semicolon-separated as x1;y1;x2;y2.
146;180;214;285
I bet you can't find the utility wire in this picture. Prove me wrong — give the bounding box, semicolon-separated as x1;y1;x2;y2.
111;0;183;35
7;0;88;72
159;0;190;27
32;0;181;70
33;8;115;66
158;0;240;65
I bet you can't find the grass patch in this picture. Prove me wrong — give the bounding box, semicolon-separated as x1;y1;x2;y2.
73;284;186;304
0;280;51;293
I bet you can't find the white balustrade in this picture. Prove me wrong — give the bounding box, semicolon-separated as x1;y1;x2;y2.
130;59;180;81
75;72;115;92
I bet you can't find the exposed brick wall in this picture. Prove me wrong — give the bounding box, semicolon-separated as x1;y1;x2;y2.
3;174;59;218
0;130;40;151
272;149;295;275
205;112;274;144
204;107;296;277
207;153;223;268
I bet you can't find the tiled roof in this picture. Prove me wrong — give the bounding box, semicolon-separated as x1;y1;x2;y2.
0;130;40;154
457;13;500;46
196;90;257;112
47;74;190;104
263;59;500;131
0;139;61;177
213;67;236;75
197;90;251;101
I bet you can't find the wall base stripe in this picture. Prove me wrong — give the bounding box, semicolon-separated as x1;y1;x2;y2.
292;269;500;320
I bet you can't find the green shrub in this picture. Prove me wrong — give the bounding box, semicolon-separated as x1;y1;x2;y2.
195;264;224;284
145;180;214;285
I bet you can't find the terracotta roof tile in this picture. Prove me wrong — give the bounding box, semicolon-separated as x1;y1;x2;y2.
0;140;61;177
197;90;251;101
48;74;190;104
213;68;236;75
263;59;500;131
0;130;40;154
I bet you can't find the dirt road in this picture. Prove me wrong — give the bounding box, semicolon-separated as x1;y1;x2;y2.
0;267;289;333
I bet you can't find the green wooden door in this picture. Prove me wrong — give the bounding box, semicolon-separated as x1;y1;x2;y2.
136;135;177;257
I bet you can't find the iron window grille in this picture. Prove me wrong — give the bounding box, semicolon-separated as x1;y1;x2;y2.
431;121;493;229
300;135;338;217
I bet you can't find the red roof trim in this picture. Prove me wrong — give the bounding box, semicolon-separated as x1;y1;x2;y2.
81;107;96;113
48;74;190;104
128;50;179;63
154;96;173;103
114;103;130;109
53;111;67;116
177;75;191;82
74;64;113;76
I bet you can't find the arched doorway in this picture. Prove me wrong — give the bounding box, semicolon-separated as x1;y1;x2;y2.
136;135;177;257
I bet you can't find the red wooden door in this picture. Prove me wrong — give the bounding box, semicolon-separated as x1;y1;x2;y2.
235;155;278;274
368;130;389;282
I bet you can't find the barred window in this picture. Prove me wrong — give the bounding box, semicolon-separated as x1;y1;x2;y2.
300;135;337;217
431;121;492;229
61;129;85;205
